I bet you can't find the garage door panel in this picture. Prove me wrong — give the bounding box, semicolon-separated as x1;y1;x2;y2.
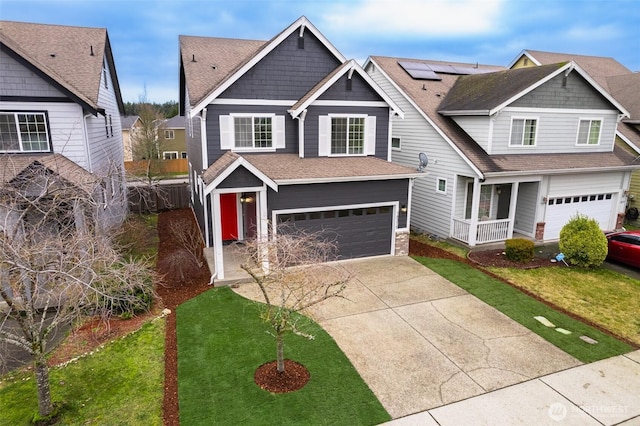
545;193;615;240
277;206;393;259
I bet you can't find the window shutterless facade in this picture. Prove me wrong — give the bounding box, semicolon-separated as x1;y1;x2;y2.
0;112;51;152
391;136;401;150
576;118;602;145
164;129;175;139
509;117;537;146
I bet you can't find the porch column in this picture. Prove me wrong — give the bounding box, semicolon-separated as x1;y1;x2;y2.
212;192;225;280
469;179;482;246
258;188;270;273
507;182;519;238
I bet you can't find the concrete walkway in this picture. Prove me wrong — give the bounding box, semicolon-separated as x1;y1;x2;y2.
232;255;582;419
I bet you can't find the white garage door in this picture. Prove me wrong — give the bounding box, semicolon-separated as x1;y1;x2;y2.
544;193;615;240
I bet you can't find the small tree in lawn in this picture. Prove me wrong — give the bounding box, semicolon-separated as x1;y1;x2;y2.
240;226;351;376
0;158;155;420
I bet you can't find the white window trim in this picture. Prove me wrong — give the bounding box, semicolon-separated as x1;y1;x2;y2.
0;111;51;153
164;129;175;139
220;113;284;152
319;113;375;157
436;177;447;194
163;151;179;159
508;116;539;147
391;136;401;151
575;117;603;146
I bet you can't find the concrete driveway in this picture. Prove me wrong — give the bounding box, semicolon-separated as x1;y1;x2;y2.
232;256;580;419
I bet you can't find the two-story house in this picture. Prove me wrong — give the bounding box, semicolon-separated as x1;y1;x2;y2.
179;17;421;280
0;21;127;230
509;50;640;214
366;56;636;246
159;115;187;160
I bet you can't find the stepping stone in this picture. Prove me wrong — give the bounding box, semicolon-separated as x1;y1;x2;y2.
534;316;555;327
555;328;572;335
580;335;598;344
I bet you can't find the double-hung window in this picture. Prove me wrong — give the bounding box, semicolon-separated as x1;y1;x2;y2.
0;112;50;152
509;118;537;146
219;114;284;151
331;116;364;155
576;119;601;145
164;129;175;139
318;114;376;156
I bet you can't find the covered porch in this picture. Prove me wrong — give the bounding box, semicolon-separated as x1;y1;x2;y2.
451;178;540;246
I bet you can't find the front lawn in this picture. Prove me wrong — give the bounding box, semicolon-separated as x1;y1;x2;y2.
177;287;389;426
486;266;640;345
0;319;165;425
413;257;634;363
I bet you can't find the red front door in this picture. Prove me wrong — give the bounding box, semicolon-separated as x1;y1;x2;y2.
220;193;238;241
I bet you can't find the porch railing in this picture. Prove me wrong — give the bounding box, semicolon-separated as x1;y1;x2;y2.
452;218;511;245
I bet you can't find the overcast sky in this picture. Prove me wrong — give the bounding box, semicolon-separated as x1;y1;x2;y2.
1;0;638;103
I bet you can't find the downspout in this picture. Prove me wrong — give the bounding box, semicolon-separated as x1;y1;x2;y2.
297;109;307;158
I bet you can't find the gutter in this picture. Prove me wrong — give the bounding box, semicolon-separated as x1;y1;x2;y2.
483;164;640;178
275;172;429;186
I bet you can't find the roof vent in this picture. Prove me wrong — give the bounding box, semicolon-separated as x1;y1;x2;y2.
191;54;196;62
212;65;217;70
50;53;56;58
90;45;94;56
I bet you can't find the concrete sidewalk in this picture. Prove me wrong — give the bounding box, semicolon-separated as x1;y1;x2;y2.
232;255;582;419
387;350;640;425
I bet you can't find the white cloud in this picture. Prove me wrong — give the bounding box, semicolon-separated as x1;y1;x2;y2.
321;0;504;37
563;24;620;42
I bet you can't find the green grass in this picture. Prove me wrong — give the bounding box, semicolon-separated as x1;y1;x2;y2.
0;319;165;425
413;257;634;363
487;266;640;345
177;287;389;426
116;214;159;260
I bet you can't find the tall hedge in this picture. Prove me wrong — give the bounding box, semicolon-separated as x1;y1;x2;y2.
558;214;608;268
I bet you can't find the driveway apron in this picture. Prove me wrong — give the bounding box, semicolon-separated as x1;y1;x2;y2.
232;256;581;419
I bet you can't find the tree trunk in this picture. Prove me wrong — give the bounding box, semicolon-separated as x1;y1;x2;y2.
35;353;54;418
276;332;285;373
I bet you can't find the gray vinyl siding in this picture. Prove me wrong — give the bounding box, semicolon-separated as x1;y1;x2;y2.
205;104;297;164
0;50;66;98
513;181;539;236
318;73;383;102
490;109;619;154
450;116;490;151
268;180;409;228
511;72;613;110
366;62;477;239
548;172;623;196
219;30;341;100
304;105;389;159
187;116;203;173
218;166;263;188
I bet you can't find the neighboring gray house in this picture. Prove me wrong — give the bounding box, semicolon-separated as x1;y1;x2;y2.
366;57;637;246
0;20;127;229
179;16;421;279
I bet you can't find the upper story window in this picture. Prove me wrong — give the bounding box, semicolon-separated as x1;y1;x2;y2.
164;129;175;140
331;117;364;155
391;137;401;150
576;119;601;145
509;118;537;146
0;112;50;152
219;114;285;151
318;114;376;157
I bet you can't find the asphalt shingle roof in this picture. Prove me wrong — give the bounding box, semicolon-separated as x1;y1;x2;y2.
370;55;640;176
0;20;122;113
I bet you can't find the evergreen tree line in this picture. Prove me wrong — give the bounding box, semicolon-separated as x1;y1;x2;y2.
123;101;179;118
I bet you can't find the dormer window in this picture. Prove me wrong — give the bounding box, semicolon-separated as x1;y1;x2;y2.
576;118;602;145
0;112;50;152
509;117;537;146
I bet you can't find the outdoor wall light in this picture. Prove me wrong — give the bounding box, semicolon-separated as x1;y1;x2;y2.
400;204;408;213
240;194;254;203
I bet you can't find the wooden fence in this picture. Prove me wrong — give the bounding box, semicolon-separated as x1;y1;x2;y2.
127;182;190;213
124;159;188;175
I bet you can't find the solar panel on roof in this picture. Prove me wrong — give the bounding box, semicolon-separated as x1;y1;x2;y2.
427;64;457;74
398;61;442;80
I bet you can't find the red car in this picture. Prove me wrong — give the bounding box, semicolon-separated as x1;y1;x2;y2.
606;230;640;268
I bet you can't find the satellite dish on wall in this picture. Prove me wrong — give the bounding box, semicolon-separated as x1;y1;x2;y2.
417;152;429;172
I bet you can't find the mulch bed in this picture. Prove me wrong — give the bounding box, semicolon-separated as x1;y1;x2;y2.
254;359;310;393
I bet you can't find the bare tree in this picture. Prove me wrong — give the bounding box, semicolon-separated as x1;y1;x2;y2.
240;226;351;373
0;158;154;420
170;217;204;268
